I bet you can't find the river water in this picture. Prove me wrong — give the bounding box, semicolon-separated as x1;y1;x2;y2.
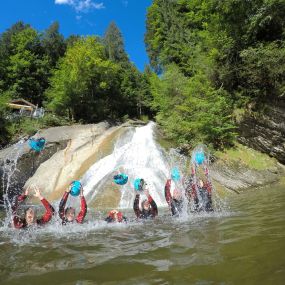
0;183;284;285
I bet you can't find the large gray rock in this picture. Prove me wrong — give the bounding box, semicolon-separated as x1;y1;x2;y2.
210;159;282;192
238;99;285;164
0;122;110;202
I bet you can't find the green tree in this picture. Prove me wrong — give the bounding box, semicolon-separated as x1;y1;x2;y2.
0;92;11;146
210;0;285;98
151;64;236;149
65;34;81;47
145;0;285;149
103;22;129;63
41;21;66;66
117;62;152;118
145;0;212;75
46;36;120;122
240;42;285;101
6;26;49;105
0;21;30;91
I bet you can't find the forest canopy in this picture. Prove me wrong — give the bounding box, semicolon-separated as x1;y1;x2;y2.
0;21;152;145
145;0;285;149
1;0;285;150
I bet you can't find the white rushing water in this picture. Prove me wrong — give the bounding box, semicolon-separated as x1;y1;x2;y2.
1;139;27;195
81;122;170;208
1;139;27;226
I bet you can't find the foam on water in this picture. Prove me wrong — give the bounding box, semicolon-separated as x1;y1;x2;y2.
0;208;235;246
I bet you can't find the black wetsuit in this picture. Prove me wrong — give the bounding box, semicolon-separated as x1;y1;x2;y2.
164;179;183;216
133;194;158;219
58;191;87;225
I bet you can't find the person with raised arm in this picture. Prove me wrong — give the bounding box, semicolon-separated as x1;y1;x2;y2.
164;168;184;216
185;166;213;212
164;179;183;216
58;181;87;225
12;186;55;229
133;179;158;219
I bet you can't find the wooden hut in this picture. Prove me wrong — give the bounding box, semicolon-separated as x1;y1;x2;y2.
7;99;37;117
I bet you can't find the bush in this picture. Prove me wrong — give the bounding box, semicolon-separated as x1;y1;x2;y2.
5;113;71;145
39;113;70;127
0;93;11;147
139;114;149;123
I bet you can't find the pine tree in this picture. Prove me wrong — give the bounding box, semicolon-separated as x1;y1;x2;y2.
41;21;66;66
103;22;128;63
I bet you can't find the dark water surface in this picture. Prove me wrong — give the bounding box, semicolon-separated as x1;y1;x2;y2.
1;184;285;285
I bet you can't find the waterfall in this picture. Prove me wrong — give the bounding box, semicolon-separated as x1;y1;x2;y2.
1;139;26;225
81;122;170;208
2;139;26;197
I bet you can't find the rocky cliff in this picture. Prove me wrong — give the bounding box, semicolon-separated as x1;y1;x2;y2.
238;99;285;164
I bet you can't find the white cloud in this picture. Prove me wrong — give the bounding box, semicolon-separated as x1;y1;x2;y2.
55;0;105;13
93;2;105;9
75;0;105;12
55;0;73;4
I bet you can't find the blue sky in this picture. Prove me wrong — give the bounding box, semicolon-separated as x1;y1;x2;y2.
0;0;152;71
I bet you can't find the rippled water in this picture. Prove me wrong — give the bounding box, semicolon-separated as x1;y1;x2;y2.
1;184;285;285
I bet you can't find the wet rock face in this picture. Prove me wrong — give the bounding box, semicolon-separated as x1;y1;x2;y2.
210;160;281;192
0;141;68;202
238;100;285;164
0;122;111;203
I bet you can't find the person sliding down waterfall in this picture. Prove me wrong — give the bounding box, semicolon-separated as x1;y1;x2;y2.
105;209;127;223
59;181;87;225
11;186;55;229
164;168;184;216
133;179;158;219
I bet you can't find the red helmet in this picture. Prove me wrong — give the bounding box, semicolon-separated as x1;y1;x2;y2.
108;210;123;222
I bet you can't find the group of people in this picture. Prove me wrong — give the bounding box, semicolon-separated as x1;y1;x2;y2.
11;184;87;229
10;167;213;229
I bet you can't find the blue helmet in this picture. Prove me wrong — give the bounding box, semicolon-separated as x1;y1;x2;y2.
28;137;46;152
113;173;128;185
70;180;81;196
171;167;181;181
195;151;205;165
134;178;145;191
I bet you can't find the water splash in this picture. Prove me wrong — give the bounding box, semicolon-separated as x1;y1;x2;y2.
0;123;230;237
1;139;27;226
81;122;170;208
189;144;227;212
80;124;228;214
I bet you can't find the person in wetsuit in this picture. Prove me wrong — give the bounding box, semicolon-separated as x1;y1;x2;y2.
185;166;213;212
164;179;183;216
196;179;213;212
133;179;158;219
58;183;87;225
105;209;127;223
12;186;54;229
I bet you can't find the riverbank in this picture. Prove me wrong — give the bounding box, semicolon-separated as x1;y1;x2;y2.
211;143;284;193
155;129;284;194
